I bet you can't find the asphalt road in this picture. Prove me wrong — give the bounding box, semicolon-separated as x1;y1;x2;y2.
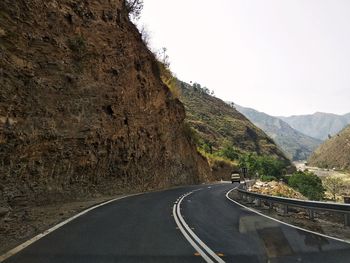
3;183;350;263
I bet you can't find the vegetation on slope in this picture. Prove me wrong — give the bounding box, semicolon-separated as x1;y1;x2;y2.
178;82;292;178
238;153;287;179
308;125;350;171
288;171;324;200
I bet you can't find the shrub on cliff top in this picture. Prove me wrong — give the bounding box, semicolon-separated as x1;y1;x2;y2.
126;0;144;20
156;48;181;98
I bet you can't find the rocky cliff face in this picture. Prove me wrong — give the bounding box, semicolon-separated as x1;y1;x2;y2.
0;0;210;208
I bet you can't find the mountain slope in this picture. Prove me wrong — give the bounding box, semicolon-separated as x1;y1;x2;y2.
279;112;350;140
0;0;210;209
179;82;290;164
308;125;350;171
235;105;322;161
344;113;350;122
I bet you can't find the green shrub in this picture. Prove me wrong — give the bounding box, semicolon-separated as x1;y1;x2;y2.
201;141;213;154
218;145;239;161
261;175;277;182
288;171;324;200
238;153;285;179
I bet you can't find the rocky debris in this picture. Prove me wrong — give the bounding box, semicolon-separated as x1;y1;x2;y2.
249;180;306;199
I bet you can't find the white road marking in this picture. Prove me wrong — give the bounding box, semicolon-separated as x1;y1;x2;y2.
173;190;225;263
225;187;350;244
172;198;214;263
0;193;141;262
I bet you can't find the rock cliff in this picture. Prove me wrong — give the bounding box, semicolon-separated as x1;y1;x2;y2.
0;0;210;209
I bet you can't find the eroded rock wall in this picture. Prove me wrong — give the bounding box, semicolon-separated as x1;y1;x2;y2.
0;0;210;208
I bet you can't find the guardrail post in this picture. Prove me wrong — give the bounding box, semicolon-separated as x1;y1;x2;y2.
269;202;273;211
255;198;261;207
283;205;288;216
308;209;315;220
345;213;350;227
247;196;253;203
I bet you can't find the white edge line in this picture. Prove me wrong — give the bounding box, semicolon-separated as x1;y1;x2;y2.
176;191;225;263
0;193;141;262
225;187;350;245
172;195;214;263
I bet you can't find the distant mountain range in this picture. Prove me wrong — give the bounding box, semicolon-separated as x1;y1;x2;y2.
279;112;350;141
308;125;350;171
235;105;322;161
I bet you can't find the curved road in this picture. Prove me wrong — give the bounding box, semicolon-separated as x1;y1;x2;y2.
3;183;350;262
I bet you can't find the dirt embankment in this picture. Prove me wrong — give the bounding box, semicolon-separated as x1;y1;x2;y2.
0;0;211;252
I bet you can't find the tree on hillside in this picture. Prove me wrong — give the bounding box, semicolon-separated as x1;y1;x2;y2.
202;87;210;94
156;48;181;98
238;153;285;179
323;176;345;201
126;0;144;20
139;25;150;46
218;144;239;161
158;47;170;67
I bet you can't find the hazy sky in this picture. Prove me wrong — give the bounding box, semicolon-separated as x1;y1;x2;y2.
139;0;350;116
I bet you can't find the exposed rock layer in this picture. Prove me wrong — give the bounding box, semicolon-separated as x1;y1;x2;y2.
0;0;210;209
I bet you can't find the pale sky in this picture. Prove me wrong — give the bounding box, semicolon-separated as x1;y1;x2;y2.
139;0;350;116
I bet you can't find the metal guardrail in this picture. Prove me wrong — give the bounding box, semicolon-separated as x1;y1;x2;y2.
236;184;350;226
